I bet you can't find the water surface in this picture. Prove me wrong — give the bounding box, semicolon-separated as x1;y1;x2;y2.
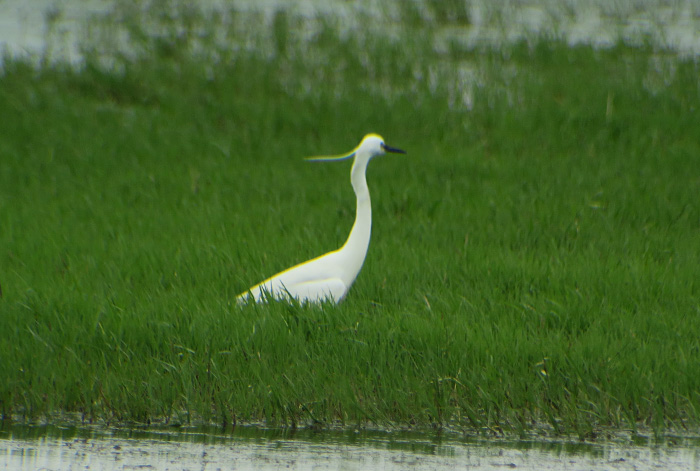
2;0;700;65
2;424;699;470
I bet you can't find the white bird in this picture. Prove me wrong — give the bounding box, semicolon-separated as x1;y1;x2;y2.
237;133;405;304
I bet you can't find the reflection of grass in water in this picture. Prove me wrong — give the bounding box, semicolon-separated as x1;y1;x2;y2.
1;2;699;437
9;421;663;458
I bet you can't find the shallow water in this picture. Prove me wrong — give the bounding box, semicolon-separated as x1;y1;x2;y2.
2;424;700;471
2;0;700;65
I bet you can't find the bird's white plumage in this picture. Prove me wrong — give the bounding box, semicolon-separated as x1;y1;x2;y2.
237;133;405;305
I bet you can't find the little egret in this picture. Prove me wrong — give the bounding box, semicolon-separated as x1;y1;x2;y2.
237;133;405;304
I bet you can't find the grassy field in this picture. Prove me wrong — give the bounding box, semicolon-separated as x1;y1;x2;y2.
1;3;699;437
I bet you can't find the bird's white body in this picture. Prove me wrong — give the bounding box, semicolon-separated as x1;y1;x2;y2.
237;133;405;304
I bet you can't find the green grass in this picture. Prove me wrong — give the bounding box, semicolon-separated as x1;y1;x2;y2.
1;3;699;437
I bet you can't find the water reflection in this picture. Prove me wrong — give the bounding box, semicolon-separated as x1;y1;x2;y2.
1;424;699;470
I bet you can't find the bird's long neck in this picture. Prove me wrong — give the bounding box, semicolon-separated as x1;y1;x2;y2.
338;156;372;282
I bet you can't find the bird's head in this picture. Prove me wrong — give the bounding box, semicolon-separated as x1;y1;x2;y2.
358;133;406;158
306;133;405;163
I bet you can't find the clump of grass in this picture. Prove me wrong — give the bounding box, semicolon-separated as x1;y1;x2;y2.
1;2;699;436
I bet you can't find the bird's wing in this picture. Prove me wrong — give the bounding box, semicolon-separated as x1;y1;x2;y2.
287;277;348;303
236;251;346;303
237;275;347;304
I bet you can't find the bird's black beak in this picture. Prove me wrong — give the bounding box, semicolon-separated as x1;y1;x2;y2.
381;143;406;154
